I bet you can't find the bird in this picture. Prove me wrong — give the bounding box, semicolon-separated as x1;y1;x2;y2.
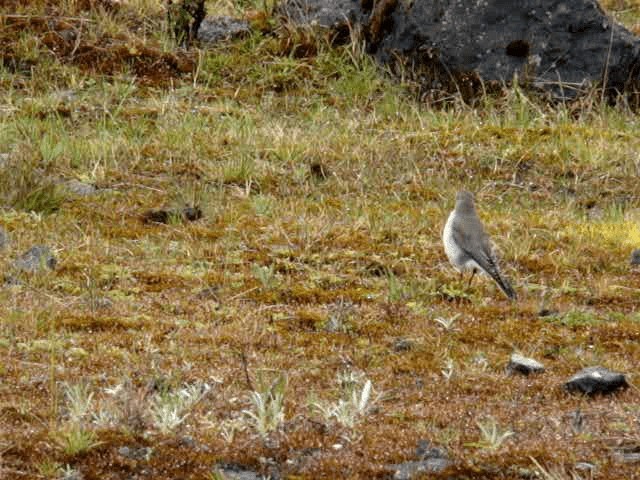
443;190;516;300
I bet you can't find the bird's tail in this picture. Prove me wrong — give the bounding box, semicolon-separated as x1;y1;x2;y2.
487;268;517;300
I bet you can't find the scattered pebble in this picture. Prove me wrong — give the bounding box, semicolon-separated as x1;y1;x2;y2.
118;445;153;461
630;249;640;266
565;366;628;395
14;245;57;272
506;353;545;375
387;440;451;479
198;17;251;44
63;179;98;196
212;463;263;480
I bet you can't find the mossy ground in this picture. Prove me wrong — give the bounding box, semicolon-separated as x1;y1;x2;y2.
1;1;640;479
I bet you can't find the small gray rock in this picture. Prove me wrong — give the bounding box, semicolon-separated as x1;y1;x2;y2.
574;462;596;473
389;459;451;479
387;440;451;479
613;450;640;464
63;180;97;196
630;249;640;266
118;446;153;461
507;353;545;375
14;246;57;272
565;366;628;395
198;17;251;44
212;464;263;480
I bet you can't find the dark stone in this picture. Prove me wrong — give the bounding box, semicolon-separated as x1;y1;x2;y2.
118;445;153;460
14;246;57;272
538;308;558;317
387;440;451;479
197;16;251;44
630;249;640;265
281;0;640;99
506;353;545;375
213;463;264;480
565;366;628;395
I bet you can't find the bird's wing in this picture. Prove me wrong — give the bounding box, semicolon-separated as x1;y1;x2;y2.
452;219;516;300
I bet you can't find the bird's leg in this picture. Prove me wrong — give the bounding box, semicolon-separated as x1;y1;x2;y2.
467;269;476;288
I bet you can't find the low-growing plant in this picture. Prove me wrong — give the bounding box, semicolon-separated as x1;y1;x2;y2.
311;371;380;429
467;417;514;451
252;263;278;290
63;382;94;424
54;427;102;456
150;382;211;434
243;372;287;437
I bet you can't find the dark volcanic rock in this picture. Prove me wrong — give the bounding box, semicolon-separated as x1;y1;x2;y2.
507;353;545;375
630;249;640;265
198;16;251;44
14;245;57;272
386;440;451;479
281;0;640;98
565;366;628;395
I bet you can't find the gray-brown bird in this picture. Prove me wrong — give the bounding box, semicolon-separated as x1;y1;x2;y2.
443;190;516;300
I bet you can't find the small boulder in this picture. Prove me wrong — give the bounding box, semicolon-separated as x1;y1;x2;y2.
63;180;98;196
118;445;153;461
14;246;57;273
630;249;640;266
387;440;451;479
565;366;628;395
507;353;545;375
198;17;251;44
